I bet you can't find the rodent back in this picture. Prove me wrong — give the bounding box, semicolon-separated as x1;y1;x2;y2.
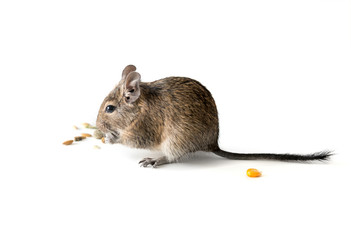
139;77;220;151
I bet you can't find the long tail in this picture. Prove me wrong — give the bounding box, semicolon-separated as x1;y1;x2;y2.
213;148;333;161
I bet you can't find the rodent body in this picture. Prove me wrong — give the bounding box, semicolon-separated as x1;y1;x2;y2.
134;77;219;152
96;65;331;167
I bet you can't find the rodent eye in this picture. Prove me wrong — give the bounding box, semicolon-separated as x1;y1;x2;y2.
105;105;116;113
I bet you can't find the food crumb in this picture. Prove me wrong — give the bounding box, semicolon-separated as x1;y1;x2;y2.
74;136;86;141
62;140;74;145
93;129;103;139
81;133;92;137
82;122;97;129
246;168;262;178
82;123;90;128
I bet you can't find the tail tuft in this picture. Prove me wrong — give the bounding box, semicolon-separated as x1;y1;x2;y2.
302;151;333;161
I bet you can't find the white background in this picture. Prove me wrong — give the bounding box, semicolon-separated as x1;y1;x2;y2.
1;0;350;239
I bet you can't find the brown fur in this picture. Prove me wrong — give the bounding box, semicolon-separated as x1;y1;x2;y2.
96;65;332;167
96;65;219;166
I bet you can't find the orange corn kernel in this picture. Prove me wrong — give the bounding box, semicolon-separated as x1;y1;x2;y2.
246;168;262;177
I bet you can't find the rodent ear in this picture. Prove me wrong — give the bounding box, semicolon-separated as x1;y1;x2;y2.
121;65;137;80
124;71;141;103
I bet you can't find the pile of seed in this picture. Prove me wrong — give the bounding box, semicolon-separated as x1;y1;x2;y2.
62;123;105;149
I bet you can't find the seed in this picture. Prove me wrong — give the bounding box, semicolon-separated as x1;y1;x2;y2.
101;137;105;143
81;133;92;137
82;122;97;129
93;129;103;139
74;136;86;141
82;123;90;128
73;125;79;130
62;140;74;145
246;168;262;178
93;145;101;149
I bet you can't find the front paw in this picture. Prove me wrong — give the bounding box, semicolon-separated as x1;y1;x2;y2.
139;157;168;168
139;158;158;168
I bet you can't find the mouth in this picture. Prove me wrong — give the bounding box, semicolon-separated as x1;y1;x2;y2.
105;130;120;144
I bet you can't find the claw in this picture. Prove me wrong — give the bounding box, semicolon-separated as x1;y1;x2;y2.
139;156;168;168
139;158;152;164
139;158;157;168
